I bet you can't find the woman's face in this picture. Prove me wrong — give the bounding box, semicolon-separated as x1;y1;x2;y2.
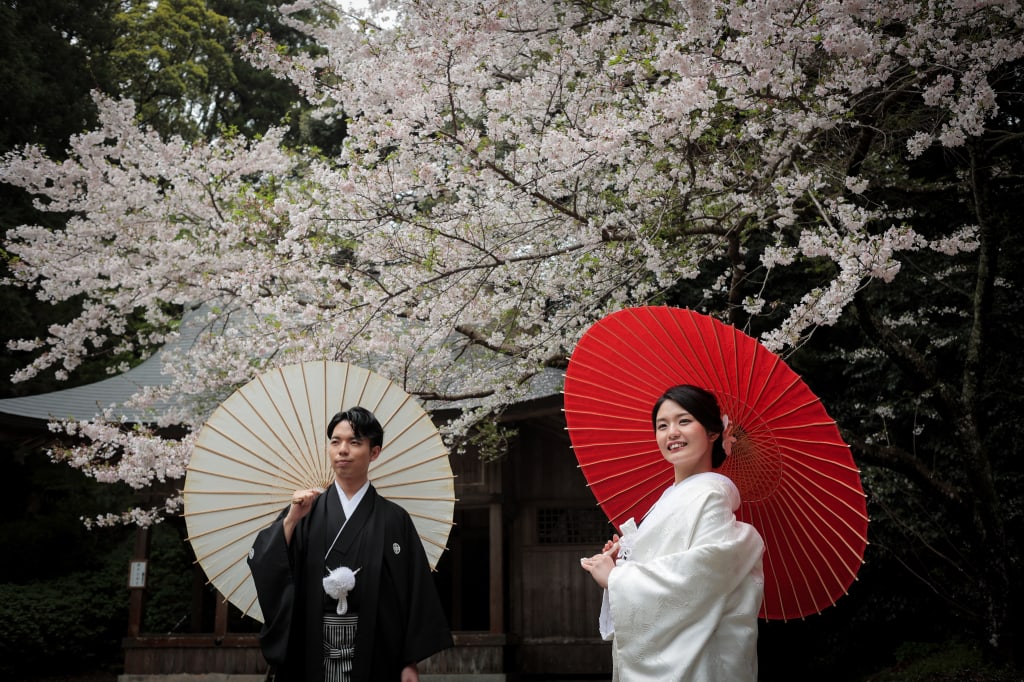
654;398;716;482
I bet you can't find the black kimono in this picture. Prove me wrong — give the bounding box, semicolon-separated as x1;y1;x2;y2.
248;484;453;681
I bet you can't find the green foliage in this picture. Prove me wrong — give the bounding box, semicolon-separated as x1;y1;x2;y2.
0;0;119;157
141;520;195;633
0;469;135;672
0;448;208;674
0;0;123;395
0;539;130;679
866;639;1019;681
111;0;236;140
467;419;518;462
209;0;347;149
0;446;136;582
105;0;346;145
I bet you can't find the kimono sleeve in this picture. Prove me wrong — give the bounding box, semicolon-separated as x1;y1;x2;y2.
247;515;295;667
396;508;454;664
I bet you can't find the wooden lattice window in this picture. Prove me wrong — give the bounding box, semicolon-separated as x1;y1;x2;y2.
536;507;611;545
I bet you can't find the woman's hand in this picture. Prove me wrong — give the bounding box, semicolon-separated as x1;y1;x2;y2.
580;552;615;589
601;533;621;560
581;533;623;588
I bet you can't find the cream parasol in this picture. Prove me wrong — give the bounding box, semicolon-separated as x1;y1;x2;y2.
183;360;455;622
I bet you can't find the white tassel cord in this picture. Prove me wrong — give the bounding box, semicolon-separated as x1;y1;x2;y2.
323;566;360;615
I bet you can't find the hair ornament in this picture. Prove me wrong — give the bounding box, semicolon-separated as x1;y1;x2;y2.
721;414;737;457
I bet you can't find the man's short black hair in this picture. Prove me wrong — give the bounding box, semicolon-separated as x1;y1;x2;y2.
327;406;384;450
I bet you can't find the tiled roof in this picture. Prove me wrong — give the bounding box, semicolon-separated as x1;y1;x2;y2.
0;311;564;426
0;315;200;425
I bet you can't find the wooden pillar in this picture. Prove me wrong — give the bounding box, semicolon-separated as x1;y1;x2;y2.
126;526;150;637
489;503;503;633
449;517;464;630
191;564;206;632
215;591;229;639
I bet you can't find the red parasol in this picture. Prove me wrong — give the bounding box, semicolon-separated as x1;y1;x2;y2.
563;306;868;621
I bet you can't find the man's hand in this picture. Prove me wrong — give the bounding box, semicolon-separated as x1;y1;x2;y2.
283;488;322;544
400;662;419;682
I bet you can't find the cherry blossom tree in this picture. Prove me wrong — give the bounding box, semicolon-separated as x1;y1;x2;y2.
3;0;1022;662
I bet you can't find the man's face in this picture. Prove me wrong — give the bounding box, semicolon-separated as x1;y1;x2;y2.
328;419;380;487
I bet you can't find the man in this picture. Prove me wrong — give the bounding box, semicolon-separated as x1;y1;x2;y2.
248;406;453;681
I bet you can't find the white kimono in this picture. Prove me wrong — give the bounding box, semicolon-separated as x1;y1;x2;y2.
600;472;764;681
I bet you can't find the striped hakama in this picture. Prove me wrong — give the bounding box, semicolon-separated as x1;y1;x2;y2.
322;613;358;682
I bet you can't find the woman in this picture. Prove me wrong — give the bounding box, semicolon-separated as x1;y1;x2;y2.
580;384;765;681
